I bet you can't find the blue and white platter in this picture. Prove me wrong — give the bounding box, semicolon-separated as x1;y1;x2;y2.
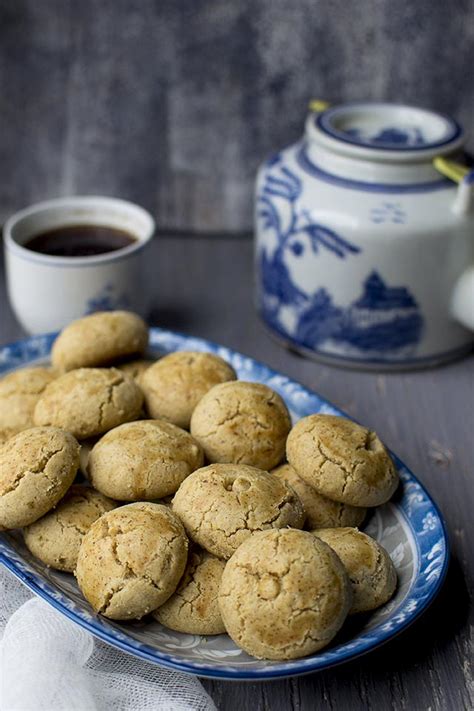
0;328;449;680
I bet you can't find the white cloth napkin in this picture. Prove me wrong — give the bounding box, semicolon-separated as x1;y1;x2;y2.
0;566;217;711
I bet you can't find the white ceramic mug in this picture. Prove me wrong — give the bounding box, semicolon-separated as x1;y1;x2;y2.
3;196;155;334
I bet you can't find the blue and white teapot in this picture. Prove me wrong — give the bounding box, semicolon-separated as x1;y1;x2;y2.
255;101;474;369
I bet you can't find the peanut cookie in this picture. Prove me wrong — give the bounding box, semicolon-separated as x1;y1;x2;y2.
0;367;56;435
172;463;304;559
88;419;204;500
34;368;143;439
287;415;398;507
0;427;79;530
24;485;116;572
271;463;366;529
75;503;188;620
190;381;291;470
114;358;155;383
141;351;236;429
311;528;397;614
154;549;226;635
0;427;19;446
51;311;148;371
218;528;351;660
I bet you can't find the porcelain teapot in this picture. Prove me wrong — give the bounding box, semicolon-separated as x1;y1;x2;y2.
254;101;474;369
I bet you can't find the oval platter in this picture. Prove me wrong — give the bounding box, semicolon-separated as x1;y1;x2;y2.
0;328;449;681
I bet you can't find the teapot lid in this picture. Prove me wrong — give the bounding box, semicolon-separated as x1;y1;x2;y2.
308;102;464;161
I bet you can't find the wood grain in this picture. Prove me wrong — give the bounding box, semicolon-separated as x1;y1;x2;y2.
1;235;473;710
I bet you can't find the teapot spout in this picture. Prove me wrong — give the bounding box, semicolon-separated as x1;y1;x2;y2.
451;267;474;331
453;173;474;215
433;158;474;215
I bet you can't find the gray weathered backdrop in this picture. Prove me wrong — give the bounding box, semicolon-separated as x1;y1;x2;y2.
1;0;473;232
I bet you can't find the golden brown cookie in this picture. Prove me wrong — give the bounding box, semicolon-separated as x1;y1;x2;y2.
34;368;143;439
0;367;57;435
75;503;188;620
0;427;79;530
141;351;236;429
172;463;304;559
23;485;116;572
218;528;352;660
286;415;398;507
154;548;226;635
51;311;148;371
88;419;204;500
0;427;19;446
190;381;291;470
311;528;397;614
271;463;366;529
114;358;155;383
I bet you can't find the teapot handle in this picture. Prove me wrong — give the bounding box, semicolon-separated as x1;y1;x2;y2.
308;99;331;114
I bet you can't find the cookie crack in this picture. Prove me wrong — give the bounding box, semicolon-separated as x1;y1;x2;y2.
1;444;65;496
98;374;127;427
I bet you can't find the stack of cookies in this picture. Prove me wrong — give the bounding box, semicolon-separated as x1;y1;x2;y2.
0;310;399;661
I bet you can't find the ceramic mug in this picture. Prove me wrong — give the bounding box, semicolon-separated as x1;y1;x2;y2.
3;196;155;334
255;101;474;369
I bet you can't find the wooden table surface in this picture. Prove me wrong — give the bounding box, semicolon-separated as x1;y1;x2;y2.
1;234;472;711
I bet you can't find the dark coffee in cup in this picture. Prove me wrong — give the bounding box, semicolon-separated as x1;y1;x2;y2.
24;225;137;258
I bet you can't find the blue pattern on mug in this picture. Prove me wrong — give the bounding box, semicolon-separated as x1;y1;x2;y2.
85;283;130;314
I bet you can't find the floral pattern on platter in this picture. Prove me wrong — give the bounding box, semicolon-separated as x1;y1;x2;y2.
0;329;449;680
256;157;424;358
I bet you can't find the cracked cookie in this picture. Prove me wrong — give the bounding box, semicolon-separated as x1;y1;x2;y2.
51;311;148;372
75;502;188;620
271;463;367;529
286;415;398;507
0;367;57;436
190;381;291;470
218;528;352;660
311;528;397;614
88;419;204;500
24;485;116;572
172;463;304;559
34;368;143;439
154;548;226;635
0;427;80;530
141;351;237;429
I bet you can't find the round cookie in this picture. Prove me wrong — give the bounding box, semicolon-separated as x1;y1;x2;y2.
219;529;352;660
23;485;116;572
311;528;397;614
190;381;291;470
75;503;188;620
115;358;155;383
271;463;366;529
154;548;226;635
286;415;398;507
0;367;57;434
141;351;236;429
0;427;80;530
88;419;204;500
0;427;19;447
172;463;304;559
51;310;148;372
34;368;143;439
